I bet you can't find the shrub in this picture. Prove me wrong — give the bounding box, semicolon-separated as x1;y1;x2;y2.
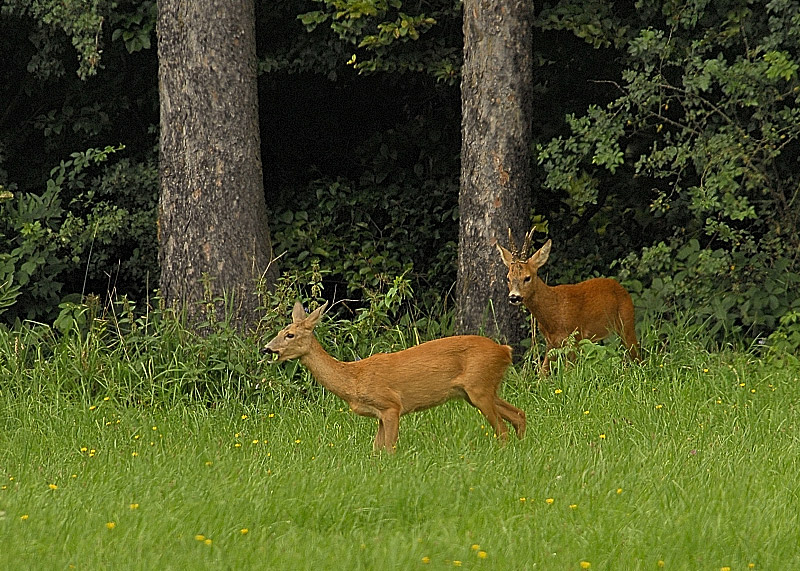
0;146;158;323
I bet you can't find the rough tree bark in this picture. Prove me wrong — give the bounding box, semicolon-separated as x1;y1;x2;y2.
157;0;277;330
456;0;533;345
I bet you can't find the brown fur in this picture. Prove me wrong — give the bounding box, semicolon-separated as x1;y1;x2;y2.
497;238;640;375
264;302;526;452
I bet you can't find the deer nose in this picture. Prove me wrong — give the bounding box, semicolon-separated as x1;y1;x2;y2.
508;294;523;305
261;346;277;356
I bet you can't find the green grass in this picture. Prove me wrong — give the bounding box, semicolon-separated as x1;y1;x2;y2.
1;326;799;569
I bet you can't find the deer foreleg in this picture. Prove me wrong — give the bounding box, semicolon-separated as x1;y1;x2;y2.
373;419;386;452
540;349;553;376
376;409;400;453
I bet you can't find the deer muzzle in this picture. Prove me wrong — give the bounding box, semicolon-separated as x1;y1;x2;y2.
261;345;280;363
508;293;523;305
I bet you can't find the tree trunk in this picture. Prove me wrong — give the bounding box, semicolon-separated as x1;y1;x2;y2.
157;0;277;330
457;0;533;346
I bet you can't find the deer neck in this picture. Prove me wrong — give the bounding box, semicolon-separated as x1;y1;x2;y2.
300;337;357;402
524;277;561;326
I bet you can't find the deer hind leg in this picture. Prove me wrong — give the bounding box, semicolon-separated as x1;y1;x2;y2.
616;304;641;362
463;387;509;442
494;397;527;438
623;329;640;362
494;397;526;439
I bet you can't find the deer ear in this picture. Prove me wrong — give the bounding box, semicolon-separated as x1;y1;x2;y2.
304;301;328;329
528;239;551;269
496;243;513;268
291;302;307;323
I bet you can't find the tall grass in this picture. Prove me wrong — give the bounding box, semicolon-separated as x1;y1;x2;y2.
1;301;799;569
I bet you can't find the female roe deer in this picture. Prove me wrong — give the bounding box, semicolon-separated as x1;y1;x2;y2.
263;302;526;452
497;230;640;375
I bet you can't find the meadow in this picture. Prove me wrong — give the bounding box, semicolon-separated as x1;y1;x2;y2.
1;312;799;570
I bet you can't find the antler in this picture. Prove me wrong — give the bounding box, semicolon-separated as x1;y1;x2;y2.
506;227;518;259
506;226;537;261
522;227;536;259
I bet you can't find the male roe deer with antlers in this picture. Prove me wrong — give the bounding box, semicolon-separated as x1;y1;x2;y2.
263;301;526;452
497;229;640;375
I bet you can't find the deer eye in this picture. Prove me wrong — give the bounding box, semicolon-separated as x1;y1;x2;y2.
523;276;531;283
285;332;295;339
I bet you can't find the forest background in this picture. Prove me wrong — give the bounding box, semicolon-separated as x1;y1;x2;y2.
2;0;800;349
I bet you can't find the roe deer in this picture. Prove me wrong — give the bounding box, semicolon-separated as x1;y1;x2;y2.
263;301;526;452
497;230;640;375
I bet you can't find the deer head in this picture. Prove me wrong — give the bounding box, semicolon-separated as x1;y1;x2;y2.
496;230;551;306
263;301;328;362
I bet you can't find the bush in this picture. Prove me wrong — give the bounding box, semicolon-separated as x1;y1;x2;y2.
0;146;158;323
